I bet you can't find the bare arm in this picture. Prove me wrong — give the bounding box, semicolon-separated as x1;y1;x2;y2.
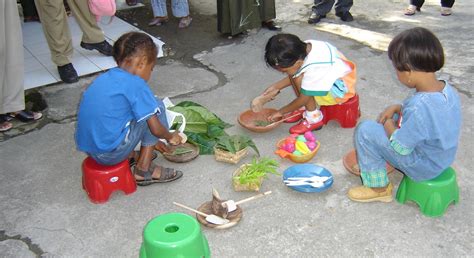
147;115;181;145
263;76;292;95
280;94;312;115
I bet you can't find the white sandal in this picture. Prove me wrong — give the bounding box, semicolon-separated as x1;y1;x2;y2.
441;7;452;16
404;5;418;16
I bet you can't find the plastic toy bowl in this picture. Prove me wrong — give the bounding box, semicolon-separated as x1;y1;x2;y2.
276;139;320;163
283;164;333;193
238;108;279;133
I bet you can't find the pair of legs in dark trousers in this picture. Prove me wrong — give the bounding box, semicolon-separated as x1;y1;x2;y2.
312;0;353;16
410;0;455;8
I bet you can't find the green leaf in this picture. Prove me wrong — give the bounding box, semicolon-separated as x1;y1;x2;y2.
175;101;233;128
168;106;208;134
233;157;280;185
214;134;260;156
187;133;216;155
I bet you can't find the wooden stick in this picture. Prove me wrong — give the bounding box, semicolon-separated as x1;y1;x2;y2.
173;202;209;217
266;113;302;127
235;191;272;205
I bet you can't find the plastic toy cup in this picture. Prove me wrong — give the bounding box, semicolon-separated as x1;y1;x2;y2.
140;213;210;258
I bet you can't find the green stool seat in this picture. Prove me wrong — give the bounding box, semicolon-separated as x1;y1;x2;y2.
140;213;210;258
396;167;459;217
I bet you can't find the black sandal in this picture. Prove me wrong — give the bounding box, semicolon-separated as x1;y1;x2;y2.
128;151;158;167
134;164;183;186
8;110;42;122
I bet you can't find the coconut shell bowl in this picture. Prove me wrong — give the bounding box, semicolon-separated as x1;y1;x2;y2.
238;108;280;133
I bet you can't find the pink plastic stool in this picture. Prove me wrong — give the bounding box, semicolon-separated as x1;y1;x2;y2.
82;157;137;204
320;94;360;128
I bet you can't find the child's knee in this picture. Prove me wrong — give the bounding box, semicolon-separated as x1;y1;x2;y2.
355;120;383;141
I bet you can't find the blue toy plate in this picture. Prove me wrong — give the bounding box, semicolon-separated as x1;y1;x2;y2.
283;164;334;193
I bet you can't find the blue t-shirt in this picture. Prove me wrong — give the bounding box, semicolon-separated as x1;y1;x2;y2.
390;82;461;180
76;68;159;154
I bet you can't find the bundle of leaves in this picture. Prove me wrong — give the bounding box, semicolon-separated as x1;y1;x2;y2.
234;157;280;185
215;134;260;156
169;101;232;154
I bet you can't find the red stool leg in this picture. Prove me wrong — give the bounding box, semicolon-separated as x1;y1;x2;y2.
321;94;360;128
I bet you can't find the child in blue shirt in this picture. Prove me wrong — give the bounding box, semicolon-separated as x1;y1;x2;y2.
345;27;461;202
76;32;183;186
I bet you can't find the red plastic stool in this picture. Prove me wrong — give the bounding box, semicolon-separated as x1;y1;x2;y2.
320;94;360;128
82;157;137;204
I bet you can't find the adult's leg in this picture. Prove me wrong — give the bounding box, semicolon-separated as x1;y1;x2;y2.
171;0;190;18
259;0;276;21
151;0;169;17
20;0;39;20
441;0;454;8
35;0;72;66
411;0;425;8
66;0;104;44
0;0;25;115
334;0;353;14
312;0;336;16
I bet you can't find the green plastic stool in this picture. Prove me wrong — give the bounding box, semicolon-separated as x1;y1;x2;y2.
396;167;459;217
140;213;210;258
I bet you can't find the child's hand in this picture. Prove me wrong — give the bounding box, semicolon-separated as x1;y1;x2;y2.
263;85;280;98
155;141;171;153
267;111;283;122
168;131;182;146
377;105;402;125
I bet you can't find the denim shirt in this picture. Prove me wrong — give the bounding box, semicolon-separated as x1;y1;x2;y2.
390;81;462;180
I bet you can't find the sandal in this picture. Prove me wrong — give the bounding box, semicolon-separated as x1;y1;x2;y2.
441;7;452;16
134;164;183;186
8;110;42;122
178;16;192;29
0;121;13;132
128;151;158;167
404;5;420;16
148;16;169;26
343;149;395;176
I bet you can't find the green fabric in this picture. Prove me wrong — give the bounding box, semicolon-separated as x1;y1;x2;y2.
217;0;276;35
390;132;413;155
361;169;389;187
300;88;329;96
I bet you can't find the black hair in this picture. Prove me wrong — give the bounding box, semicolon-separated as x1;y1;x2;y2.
113;31;158;65
388;27;444;72
264;33;308;69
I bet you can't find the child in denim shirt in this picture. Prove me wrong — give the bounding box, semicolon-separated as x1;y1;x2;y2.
345;27;461;202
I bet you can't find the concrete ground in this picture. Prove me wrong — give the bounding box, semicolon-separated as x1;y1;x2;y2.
1;0;473;257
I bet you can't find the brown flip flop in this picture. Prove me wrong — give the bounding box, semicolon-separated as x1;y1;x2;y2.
134;164;183;186
343;149;395;176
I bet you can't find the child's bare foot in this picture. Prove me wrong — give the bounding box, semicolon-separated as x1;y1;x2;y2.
133;164;183;186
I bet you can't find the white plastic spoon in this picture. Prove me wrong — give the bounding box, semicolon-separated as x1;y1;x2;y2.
221;191;272;212
285;181;325;188
173;202;229;225
286;176;331;182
